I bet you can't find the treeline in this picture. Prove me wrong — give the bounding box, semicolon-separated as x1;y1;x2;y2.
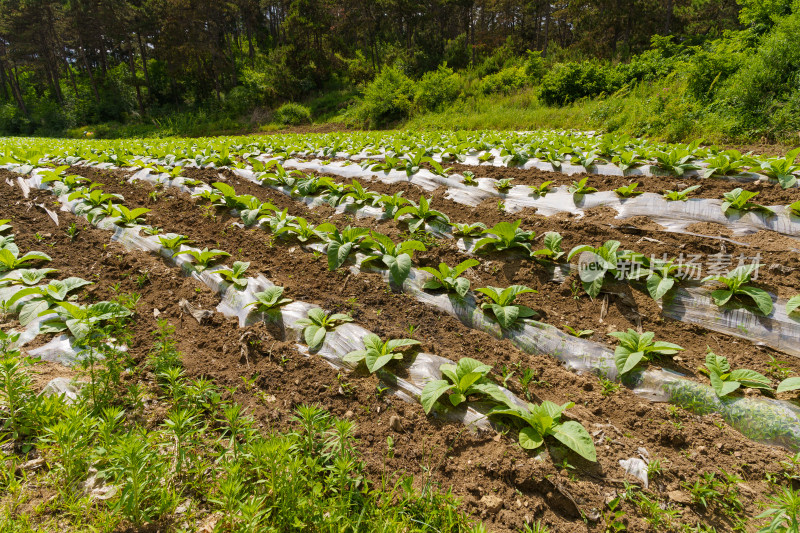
0;0;798;141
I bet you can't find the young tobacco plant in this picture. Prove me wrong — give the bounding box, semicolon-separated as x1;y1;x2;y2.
488;400;597;462
721;188;775;217
0;268;56;288
217;261;250;290
420;259;479;298
653;147;699;176
612;151;645;173
0;248;52;272
567;240;630;298
495;178;514;192
374;192;409;217
326;226;370;271
609;329;684;376
420;357;508;413
702;150;748;179
529;181;553;197
39;300;132;340
757;147;800;188
702;264;773;316
461;171;478;186
4;277;93;325
294;308;354;351
394;196;450;232
567;177;597;195
275;218;335;242
663;184;701;201
174;248;231;272
473;220;535;255
787;295;800;316
359;232;426;286
452;222;487;237
343;334;420;373
339;180;379;207
112;205;151;227
614;183;642;198
532;232;565;262
628;257;687;301
245;286;293;315
157;234;193;255
700;350;771;398
476;285;537;329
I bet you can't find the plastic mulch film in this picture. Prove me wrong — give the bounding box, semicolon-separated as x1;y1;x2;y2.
235;166;800;359
662;286;800;358
261;156;800;240
12;171;501;432
15;164;800;450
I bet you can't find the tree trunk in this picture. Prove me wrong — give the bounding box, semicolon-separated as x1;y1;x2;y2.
127;41;146;116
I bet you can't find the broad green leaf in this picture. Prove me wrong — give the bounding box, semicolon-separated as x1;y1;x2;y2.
776;377;800;393
518;426;544;450
738;286;773;315
551;421;597;462
421;380;453;414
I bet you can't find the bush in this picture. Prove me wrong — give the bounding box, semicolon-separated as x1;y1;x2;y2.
0;103;32;135
415;65;462;112
539;61;621;106
274;103;312;125
357;66;414;128
479;66;528;95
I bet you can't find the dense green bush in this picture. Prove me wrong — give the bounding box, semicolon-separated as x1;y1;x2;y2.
357;66;414;127
479;66;528;95
539;61;621;105
274;102;312;125
415;65;462;111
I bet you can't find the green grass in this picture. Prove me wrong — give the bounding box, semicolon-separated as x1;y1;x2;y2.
0;309;481;532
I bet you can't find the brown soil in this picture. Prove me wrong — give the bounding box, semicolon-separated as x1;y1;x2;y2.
4;168;800;532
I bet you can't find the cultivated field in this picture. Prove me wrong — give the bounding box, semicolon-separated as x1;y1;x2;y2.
2;131;800;532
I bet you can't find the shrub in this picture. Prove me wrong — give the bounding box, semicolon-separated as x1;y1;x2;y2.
479;66;528;95
415;65;462;112
274;103;312;125
357;66;414;128
539;61;621;105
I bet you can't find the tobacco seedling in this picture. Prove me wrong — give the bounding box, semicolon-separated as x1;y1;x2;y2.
4;277;93;325
265;208;297;233
488;400;597;462
653;147;699;176
174;248;231;272
563;325;593;338
473;220;535;255
394;196;450;232
628;257;687;301
112;205;151;227
702;264;773;316
702;150;748;178
39;300;132;340
567;240;629;298
700;350;771;397
532;232;565;262
343;334;420;373
275;218;335;242
375;192;410;217
66;222;81;241
339;180;379;207
567;177;597;195
0;268;56;288
420;259;479;298
757;147;800;188
157;234;193;255
359;232;426;286
529;181;553;197
495;178;514;192
217;261;250;290
0;248;52;272
476;285;538;329
609;329;684;376
663;184;701;201
612;150;645;172
325;226;370;271
452;222;487;237
238;197;276;226
294;308;354;351
721;188;775;217
427;159;453;177
420;357;508;413
614;182;642;198
461;171;478;186
293;174;335;196
245;286;293;315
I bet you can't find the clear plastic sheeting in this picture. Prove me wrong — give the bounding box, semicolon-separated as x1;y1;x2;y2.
662;286;800;358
